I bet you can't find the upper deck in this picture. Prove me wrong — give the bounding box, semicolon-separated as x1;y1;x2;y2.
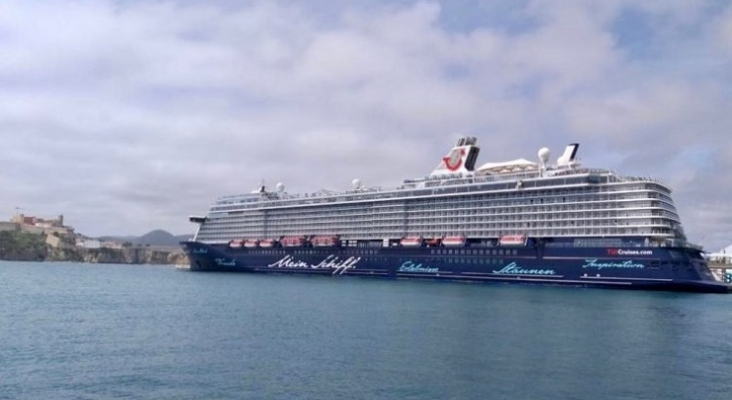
209;168;669;214
192;138;684;244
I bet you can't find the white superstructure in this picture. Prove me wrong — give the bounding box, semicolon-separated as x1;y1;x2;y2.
192;138;685;245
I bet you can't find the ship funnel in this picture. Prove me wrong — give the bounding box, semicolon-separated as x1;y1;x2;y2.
557;143;579;167
430;136;481;177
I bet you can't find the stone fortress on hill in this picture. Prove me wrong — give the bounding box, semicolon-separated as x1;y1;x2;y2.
1;213;115;249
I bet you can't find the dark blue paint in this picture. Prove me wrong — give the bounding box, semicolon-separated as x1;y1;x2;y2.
182;241;730;293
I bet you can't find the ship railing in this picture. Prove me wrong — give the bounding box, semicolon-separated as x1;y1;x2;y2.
210;174;667;213
609;175;667;187
253;181;595;209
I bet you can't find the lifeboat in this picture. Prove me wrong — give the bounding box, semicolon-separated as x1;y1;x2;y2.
400;236;424;247
442;235;467;247
311;235;340;247
499;234;527;246
259;239;277;248
228;240;243;248
244;239;259;248
281;236;306;247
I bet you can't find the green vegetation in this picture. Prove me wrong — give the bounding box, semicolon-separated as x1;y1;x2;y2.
0;231;48;261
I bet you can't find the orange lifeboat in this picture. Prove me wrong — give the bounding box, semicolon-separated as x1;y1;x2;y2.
499;234;527;246
228;240;243;248
244;239;259;248
400;236;424;247
442;235;467;247
281;236;306;247
311;235;340;247
259;239;277;248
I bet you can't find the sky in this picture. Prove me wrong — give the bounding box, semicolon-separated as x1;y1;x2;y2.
1;0;731;250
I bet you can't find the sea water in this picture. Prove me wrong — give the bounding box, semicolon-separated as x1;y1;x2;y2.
1;261;731;400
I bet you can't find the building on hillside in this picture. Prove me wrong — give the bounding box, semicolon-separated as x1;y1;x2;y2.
103;241;123;249
76;238;102;249
12;213;64;227
9;213;73;236
46;234;63;248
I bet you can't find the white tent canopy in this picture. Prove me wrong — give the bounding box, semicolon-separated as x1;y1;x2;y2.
707;243;732;264
476;158;538;174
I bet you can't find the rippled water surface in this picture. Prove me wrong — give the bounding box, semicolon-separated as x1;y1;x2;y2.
1;261;731;400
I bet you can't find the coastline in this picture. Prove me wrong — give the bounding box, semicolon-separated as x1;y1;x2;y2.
0;238;189;266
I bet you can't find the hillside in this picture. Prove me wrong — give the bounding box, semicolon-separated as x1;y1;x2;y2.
98;230;192;246
0;231;188;265
0;231;48;261
133;230;189;246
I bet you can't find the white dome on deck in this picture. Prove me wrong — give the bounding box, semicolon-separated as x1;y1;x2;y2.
538;147;550;164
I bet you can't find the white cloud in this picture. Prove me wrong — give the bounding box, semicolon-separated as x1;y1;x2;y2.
0;0;731;250
716;7;732;53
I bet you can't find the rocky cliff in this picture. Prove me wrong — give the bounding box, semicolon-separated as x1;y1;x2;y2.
0;231;189;265
47;246;189;265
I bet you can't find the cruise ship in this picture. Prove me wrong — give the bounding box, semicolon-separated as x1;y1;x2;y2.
182;137;730;293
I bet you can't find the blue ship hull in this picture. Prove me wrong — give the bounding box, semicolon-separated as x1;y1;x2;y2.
181;241;730;293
